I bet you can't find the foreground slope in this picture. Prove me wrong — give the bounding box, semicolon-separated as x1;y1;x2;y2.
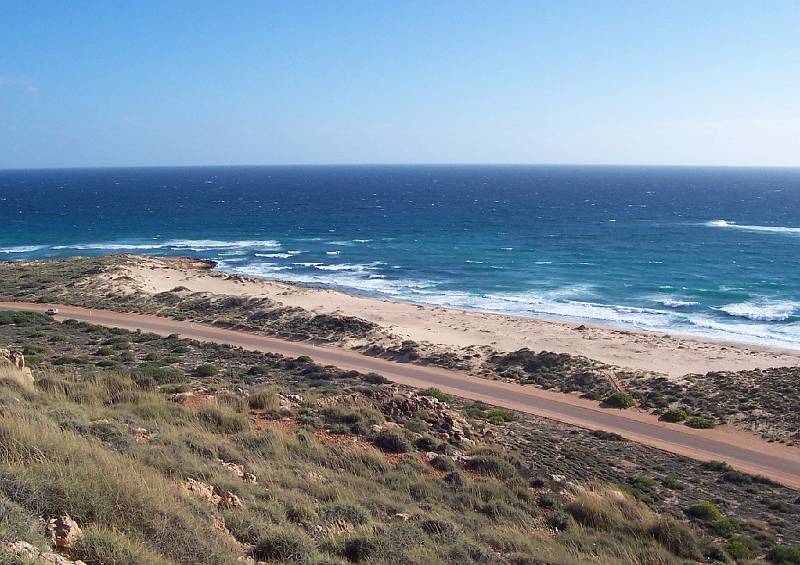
0;313;799;564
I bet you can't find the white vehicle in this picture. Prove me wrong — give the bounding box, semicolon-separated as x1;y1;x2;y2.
45;308;58;316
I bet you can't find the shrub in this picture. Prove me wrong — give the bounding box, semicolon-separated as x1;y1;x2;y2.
660;408;688;423
372;430;410;453
546;510;571;531
713;516;739;538
131;365;184;384
54;354;86;365
362;373;390;385
414;436;438;452
686;500;722;522
419;387;450;402
464;455;517;480
767;544;800;564
194;363;219;378
603;392;635;409
253;526;315;563
726;536;758;561
0;311;49;325
94;346;115;356
464;406;517;424
685;416;715;429
430;455;456;473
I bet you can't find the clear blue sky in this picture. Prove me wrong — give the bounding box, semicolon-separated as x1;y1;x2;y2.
2;1;799;168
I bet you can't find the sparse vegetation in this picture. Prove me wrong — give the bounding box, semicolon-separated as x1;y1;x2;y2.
1;258;799;563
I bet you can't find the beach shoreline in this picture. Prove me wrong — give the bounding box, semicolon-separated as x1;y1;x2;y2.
117;255;800;378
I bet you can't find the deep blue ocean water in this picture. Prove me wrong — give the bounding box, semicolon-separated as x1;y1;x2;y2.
2;165;799;348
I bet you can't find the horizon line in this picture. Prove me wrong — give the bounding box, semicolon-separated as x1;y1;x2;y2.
3;162;800;172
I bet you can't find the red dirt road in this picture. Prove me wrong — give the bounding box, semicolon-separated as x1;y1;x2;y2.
3;301;799;489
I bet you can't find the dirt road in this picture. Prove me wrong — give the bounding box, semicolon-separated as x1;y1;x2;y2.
3;301;799;489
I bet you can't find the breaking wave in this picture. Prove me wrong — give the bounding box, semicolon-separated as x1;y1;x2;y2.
716;300;799;322
0;245;47;254
705;219;800;234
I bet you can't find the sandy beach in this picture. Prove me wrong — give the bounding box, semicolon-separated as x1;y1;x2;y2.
118;256;800;378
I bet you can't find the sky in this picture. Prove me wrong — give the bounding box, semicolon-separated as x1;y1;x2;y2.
2;1;799;169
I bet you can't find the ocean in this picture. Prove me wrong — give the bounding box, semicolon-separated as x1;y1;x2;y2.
1;165;799;348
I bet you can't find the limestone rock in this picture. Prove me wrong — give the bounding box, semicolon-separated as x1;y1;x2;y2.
184;478;221;505
220;491;243;509
46;515;83;551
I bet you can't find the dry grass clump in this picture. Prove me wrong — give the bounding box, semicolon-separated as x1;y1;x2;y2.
564;485;701;560
0;365;33;393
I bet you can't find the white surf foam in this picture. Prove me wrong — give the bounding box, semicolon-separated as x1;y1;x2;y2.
52;239;282;252
649;295;700;308
705;219;800;234
0;245;47;253
715;300;799;322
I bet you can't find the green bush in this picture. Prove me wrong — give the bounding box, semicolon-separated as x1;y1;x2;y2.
53;354;87;365
725;535;758;561
464;406;517;424
767;544;800;564
603;392;635;409
131;365;184;384
686;500;722;522
685;416;715;429
0;311;50;325
419;387;450;402
194;363;219;378
660;408;688;422
712;516;739;538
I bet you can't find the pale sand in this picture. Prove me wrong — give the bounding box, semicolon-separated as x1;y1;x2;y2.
119;257;800;378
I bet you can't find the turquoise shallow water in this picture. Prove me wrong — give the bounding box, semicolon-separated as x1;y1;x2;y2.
1;165;799;348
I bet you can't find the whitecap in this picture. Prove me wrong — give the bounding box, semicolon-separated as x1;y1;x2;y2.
314;263;378;272
325;251;341;256
715;300;799;322
655;298;700;308
52;239;281;251
0;245;47;253
705;219;800;234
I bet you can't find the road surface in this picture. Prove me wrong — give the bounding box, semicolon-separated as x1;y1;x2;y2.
3;301;799;489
